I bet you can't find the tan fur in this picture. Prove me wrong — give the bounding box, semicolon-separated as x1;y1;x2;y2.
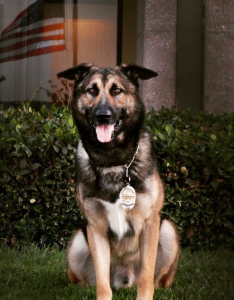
67;267;80;284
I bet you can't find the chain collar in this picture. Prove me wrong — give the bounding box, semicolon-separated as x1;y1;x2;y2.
124;144;139;184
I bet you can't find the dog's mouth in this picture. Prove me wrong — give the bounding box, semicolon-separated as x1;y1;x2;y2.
93;118;123;143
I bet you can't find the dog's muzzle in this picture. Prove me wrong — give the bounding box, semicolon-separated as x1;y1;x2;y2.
91;107;123;143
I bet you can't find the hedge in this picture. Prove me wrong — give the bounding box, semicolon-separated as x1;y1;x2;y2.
146;108;234;250
0;103;234;250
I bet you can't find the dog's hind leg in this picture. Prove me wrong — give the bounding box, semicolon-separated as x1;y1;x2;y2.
154;220;179;288
67;229;96;286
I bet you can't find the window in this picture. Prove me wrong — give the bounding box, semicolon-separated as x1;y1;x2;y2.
0;0;118;106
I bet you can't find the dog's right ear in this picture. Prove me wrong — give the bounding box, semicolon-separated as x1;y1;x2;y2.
119;64;158;80
57;63;93;81
118;64;158;87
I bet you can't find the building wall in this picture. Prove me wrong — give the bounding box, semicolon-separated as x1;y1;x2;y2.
137;0;177;111
204;0;234;114
176;0;204;111
137;0;234;114
0;1;3;34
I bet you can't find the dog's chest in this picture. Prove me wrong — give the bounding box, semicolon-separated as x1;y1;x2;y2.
100;199;130;240
98;166;125;193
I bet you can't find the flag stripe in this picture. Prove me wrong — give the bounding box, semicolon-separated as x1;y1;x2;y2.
0;15;65;63
0;39;65;59
0;41;66;63
0;34;65;53
1;18;64;41
0;45;66;64
0;29;64;48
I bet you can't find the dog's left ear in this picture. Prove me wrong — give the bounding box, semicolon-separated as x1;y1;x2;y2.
57;63;93;81
119;64;158;83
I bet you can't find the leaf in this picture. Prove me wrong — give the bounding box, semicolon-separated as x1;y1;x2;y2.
41;234;48;243
56;127;63;138
20;159;27;169
181;166;188;176
20;219;26;226
68;116;74;128
224;153;234;162
210;181;219;189
62;147;68;155
3;174;11;182
19;170;29;176
14;143;20;153
26;148;32;157
49;136;54;143
210;134;217;141
16;124;21;132
32;163;41;170
227;165;234;172
158;133;166;141
41;105;48;115
165;124;173;136
46;180;53;185
43;123;50;132
224;221;234;229
53;145;59;153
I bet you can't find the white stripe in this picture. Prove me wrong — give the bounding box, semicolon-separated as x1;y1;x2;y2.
0;29;64;48
0;39;65;60
2;18;64;38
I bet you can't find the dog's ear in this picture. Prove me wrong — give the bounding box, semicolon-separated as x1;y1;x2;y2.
57;63;93;81
119;64;158;84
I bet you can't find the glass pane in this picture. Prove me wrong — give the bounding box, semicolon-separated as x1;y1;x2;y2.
0;0;118;106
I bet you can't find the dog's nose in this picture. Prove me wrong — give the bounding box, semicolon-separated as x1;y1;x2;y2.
95;109;112;123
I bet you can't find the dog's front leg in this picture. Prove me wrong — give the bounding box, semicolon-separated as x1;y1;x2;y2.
87;224;112;300
137;210;160;300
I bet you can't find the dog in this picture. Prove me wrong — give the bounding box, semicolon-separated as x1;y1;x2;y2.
57;63;179;300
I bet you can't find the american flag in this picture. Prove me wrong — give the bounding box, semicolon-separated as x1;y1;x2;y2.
0;0;66;63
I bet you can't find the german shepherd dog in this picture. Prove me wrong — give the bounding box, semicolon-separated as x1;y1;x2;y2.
57;63;179;300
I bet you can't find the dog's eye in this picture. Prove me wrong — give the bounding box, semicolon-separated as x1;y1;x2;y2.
114;88;122;95
88;88;96;95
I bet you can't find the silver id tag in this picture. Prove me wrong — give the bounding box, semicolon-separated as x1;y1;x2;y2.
119;184;136;210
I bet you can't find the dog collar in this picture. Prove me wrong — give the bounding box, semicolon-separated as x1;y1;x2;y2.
119;144;139;210
124;144;139;184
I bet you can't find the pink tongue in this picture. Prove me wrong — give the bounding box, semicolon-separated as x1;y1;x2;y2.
96;124;115;143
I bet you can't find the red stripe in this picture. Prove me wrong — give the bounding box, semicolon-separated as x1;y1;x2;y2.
0;35;65;53
1;23;65;43
0;44;66;64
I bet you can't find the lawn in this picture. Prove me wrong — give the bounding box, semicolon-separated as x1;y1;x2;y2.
0;246;233;300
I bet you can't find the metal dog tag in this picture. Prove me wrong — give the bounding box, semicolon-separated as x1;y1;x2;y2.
119;184;136;210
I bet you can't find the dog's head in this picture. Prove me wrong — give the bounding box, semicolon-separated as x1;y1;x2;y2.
57;63;157;145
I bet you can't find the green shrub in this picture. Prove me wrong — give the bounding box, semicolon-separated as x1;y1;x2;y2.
146;108;234;250
0;103;234;250
0;103;80;248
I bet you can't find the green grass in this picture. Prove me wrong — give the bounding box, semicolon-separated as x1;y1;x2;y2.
0;246;233;300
